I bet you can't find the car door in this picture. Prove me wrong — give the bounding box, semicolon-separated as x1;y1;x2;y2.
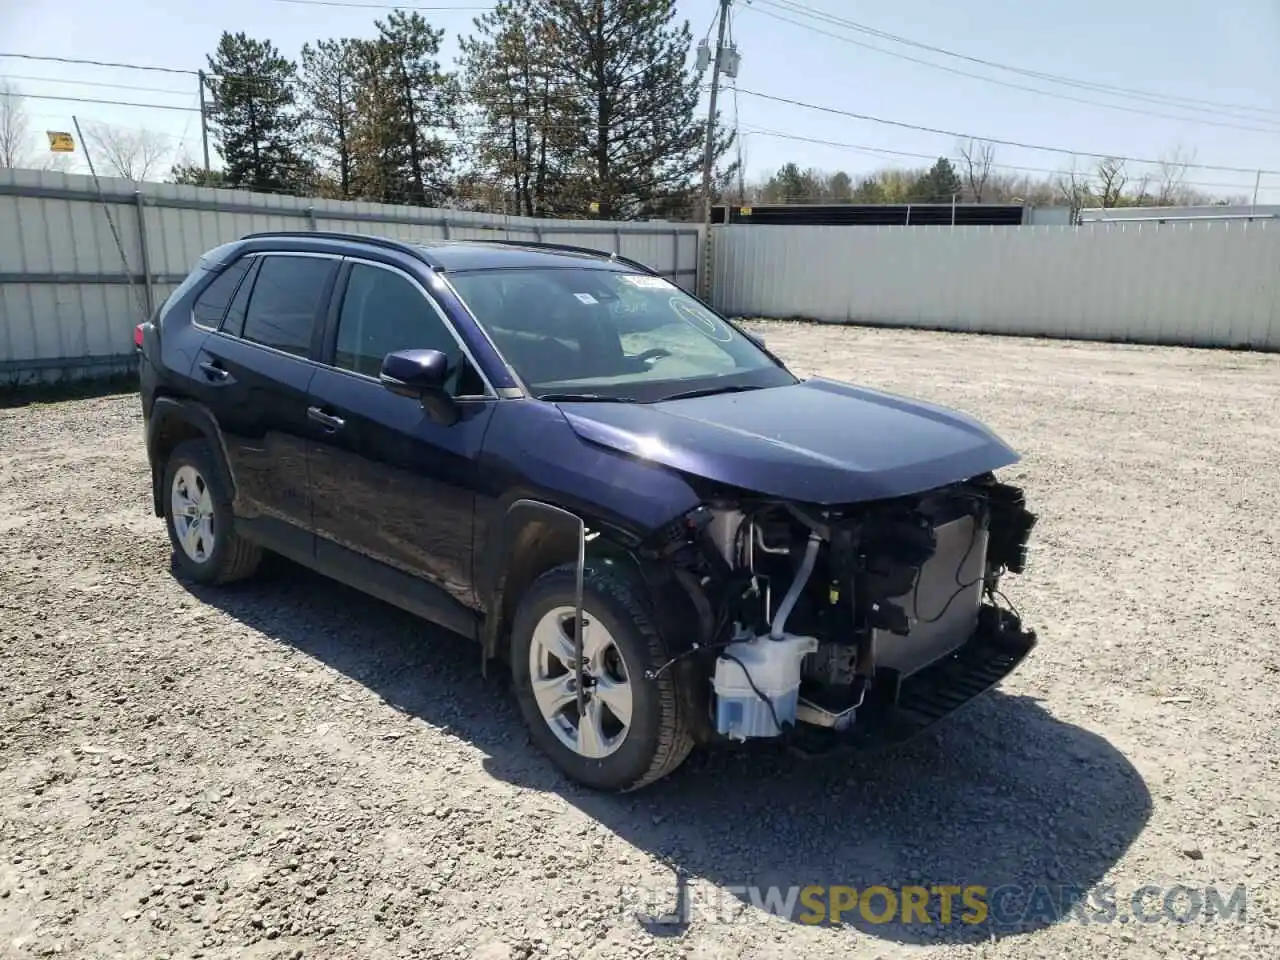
192;251;339;559
306;257;498;612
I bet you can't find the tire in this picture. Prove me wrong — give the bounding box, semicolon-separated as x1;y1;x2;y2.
162;438;262;585
510;562;695;792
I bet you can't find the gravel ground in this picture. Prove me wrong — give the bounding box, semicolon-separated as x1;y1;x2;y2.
1;322;1278;960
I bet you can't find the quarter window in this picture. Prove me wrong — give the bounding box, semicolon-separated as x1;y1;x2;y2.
220;257;260;336
240;255;334;357
192;257;251;328
334;263;463;386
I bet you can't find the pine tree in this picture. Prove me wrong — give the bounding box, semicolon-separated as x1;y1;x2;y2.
350;11;459;206
910;157;963;203
204;33;308;193
530;0;734;219
298;38;361;199
458;0;575;216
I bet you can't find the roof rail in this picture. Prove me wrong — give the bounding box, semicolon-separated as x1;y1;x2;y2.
471;238;658;277
237;231;661;276
238;230;428;257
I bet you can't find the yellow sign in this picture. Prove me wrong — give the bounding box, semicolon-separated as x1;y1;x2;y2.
47;131;75;152
588;201;600;214
739;206;752;216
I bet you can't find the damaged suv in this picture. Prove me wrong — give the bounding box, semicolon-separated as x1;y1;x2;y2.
136;231;1037;792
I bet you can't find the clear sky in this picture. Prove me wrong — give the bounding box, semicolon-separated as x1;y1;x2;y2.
2;0;1278;202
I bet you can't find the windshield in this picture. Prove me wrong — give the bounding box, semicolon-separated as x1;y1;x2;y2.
446;266;796;401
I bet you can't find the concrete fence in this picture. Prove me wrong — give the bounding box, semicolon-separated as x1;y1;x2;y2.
0;168;703;382
710;221;1280;350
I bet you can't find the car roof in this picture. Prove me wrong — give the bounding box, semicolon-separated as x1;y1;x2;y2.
230;231;646;275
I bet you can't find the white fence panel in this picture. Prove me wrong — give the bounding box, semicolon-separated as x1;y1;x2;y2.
711;221;1280;351
0;168;703;383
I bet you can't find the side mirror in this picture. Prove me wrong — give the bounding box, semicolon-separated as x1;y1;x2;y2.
379;349;457;425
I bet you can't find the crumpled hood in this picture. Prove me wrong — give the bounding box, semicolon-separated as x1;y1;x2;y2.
557;377;1020;504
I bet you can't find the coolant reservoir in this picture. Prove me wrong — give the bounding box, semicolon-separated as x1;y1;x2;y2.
712;632;819;740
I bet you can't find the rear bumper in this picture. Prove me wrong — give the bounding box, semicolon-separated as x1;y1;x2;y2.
788;604;1037;758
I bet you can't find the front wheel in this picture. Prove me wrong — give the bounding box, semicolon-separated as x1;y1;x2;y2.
509;563;694;792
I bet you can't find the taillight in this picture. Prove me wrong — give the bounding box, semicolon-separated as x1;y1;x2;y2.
134;324;145;350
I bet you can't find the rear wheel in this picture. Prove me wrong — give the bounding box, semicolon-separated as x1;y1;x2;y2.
510;563;694;792
162;439;262;585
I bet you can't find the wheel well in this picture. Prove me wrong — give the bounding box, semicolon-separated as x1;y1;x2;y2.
149;414;207;516
486;521;579;663
483;519;638;665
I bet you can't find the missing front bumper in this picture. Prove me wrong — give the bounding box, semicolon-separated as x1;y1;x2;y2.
788;605;1037;758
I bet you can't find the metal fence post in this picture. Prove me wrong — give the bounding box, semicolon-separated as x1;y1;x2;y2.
134;191;155;317
306;206;318;231
671;229;680;284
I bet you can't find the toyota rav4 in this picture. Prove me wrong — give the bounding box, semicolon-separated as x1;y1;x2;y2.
136;231;1038;792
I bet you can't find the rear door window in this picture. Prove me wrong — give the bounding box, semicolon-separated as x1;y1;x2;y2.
240;255;335;357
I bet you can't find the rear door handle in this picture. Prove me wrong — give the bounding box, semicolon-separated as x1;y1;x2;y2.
198;360;230;382
307;406;345;431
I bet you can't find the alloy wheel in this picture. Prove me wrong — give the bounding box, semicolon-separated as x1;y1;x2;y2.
528;605;634;759
171;464;216;564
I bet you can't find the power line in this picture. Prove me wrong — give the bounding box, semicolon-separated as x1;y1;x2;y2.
733;87;1280;175
0;52;196;75
21;93;202;113
1;73;194;97
745;1;1280;135
751;0;1280;122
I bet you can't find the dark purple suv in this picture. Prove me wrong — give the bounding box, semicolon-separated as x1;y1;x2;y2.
135;232;1037;792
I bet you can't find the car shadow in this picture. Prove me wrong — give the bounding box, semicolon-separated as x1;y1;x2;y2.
177;556;1152;946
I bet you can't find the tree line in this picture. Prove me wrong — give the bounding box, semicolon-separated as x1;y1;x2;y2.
164;0;734;221
747;142;1244;211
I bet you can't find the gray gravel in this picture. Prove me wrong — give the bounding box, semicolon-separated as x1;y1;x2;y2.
2;322;1278;960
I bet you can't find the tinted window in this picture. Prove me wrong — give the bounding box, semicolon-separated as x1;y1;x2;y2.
192;258;251;327
335;263;462;385
241;255;333;357
220;257;260;336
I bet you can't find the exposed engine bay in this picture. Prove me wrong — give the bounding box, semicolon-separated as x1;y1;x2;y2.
643;472;1038;752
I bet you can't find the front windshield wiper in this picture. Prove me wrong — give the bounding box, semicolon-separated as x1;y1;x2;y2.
661;384;764;401
537;393;639;403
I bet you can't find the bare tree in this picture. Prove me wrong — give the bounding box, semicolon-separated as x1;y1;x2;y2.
1155;145;1195;205
1;79;31;167
38;153;74;173
1094;157;1127;208
82;121;170;181
1128;168;1153;206
1053;157;1092;215
957;138;995;202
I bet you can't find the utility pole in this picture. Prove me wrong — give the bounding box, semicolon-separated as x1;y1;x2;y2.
698;0;731;299
198;70;211;175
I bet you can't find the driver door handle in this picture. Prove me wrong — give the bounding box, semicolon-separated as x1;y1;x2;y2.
307;406;345;431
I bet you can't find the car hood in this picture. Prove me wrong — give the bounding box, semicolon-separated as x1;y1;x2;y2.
557;377;1020;504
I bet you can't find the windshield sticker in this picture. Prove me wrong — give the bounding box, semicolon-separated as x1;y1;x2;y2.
619;274;672;290
669;297;733;343
573;292;598;305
